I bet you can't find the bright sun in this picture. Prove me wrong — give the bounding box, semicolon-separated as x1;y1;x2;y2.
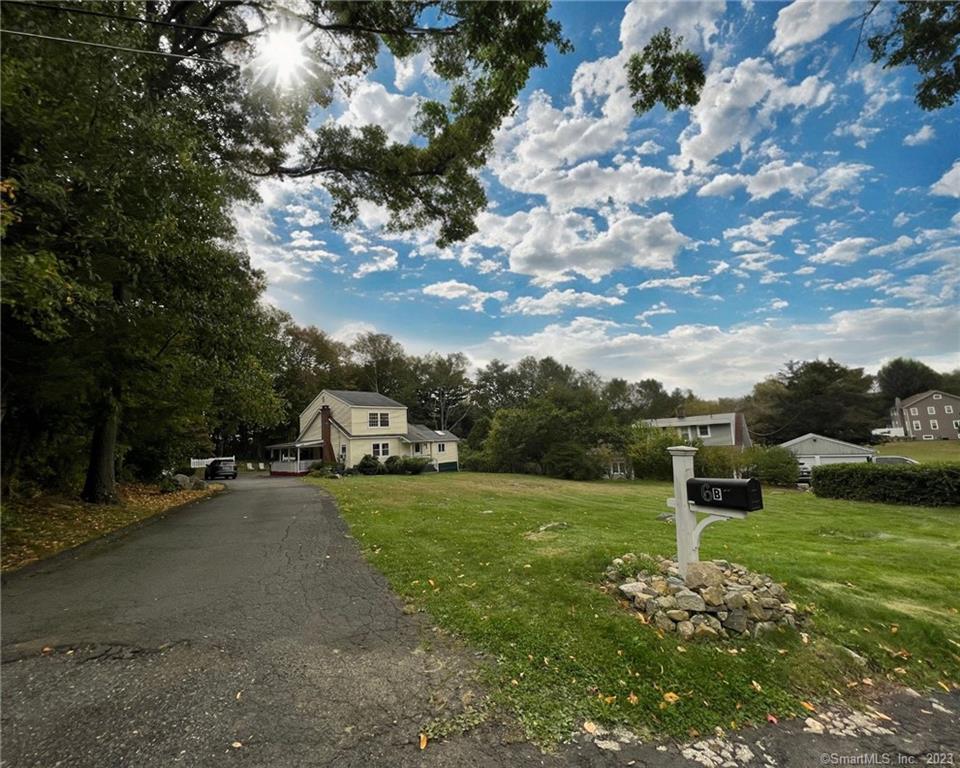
251;24;313;91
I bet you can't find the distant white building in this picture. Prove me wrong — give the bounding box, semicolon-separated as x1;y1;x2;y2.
779;433;875;473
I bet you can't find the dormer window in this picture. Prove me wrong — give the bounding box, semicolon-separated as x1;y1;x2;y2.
368;412;390;427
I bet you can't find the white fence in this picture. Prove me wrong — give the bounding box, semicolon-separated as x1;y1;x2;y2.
269;459;313;474
189;455;236;469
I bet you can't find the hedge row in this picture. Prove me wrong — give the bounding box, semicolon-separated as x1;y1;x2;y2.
811;463;960;506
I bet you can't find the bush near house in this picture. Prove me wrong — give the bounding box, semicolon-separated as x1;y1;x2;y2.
542;442;605;481
740;446;799;486
813;463;960;506
356;455;383;475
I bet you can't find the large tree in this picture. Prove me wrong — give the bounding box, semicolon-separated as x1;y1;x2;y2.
876;357;943;403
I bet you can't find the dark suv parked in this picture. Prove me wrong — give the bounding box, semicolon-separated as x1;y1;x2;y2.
204;459;237;480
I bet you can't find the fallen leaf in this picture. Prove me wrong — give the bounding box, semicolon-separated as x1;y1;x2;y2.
938;681;951;692
236;691;242;701
419;733;428;750
800;701;816;712
583;721;598;734
676;645;687;653
663;692;680;705
890;624;899;634
231;741;243;749
862;678;874;686
766;714;779;724
627;692;639;706
751;680;762;693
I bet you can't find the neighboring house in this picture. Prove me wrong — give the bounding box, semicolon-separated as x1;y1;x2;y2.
644;412;753;449
266;390;460;475
780;433;875;473
891;390;960;441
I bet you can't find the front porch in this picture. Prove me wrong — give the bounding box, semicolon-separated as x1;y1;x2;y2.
265;439;323;476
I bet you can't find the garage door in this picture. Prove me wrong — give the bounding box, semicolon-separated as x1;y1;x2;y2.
437;461;459;472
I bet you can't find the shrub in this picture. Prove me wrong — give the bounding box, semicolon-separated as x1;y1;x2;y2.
157;475;179;494
384;455;405;474
812;462;960;506
401;457;433;475
356;455;381;476
626;424;680;480
740;446;799;486
542;442;605;481
459;446;491;472
694;446;739;478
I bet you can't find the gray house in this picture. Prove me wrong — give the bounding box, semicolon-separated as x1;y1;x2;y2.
644;412;753;448
892;390;960;441
779;433;875;473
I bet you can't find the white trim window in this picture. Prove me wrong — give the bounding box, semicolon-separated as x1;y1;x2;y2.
927;406;937;415
933;393;942;400
945;405;954;414
369;412;390;427
953;420;960;430
372;442;390;457
922;435;935;441
930;420;939;430
436;443;446;453
910;407;919;415
912;420;922;431
697;424;711;437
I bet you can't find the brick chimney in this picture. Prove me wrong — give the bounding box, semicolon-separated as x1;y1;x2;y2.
320;405;336;464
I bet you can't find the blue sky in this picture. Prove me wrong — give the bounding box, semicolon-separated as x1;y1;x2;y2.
238;1;959;397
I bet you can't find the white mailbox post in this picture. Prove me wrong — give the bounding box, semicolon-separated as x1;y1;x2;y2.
666;446;755;578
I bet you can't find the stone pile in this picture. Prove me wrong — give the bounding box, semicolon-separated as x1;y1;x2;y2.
604;554;803;640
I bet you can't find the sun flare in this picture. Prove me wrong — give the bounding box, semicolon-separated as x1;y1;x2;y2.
251;24;314;91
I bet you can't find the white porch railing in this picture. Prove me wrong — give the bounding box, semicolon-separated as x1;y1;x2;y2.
270;459;313;474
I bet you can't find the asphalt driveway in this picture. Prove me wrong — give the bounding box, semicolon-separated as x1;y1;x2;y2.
2;475;957;767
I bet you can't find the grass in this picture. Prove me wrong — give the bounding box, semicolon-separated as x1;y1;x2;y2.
876;440;960;463
310;472;960;745
1;483;223;572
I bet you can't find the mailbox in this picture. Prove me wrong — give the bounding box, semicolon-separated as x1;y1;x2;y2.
686;477;763;512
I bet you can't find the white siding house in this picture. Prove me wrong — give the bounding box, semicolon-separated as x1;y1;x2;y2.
267;390;459;474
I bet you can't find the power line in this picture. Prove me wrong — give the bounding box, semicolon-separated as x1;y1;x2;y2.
3;1;259;39
0;28;239;67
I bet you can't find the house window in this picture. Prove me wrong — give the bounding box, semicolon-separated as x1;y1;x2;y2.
922;435;934;441
933;393;942;400
927;406;936;415
379;412;389;427
930;420;939;430
945;405;954;414
369;412;390;427
953;420;960;430
414;443;421;454
372;442;390;457
912;420;922;431
910;407;919;415
697;425;711;437
436;443;445;453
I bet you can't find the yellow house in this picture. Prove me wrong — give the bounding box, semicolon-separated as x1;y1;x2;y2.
267;390;460;474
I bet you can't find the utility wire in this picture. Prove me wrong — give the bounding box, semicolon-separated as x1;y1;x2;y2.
3;1;259;38
0;28;239;67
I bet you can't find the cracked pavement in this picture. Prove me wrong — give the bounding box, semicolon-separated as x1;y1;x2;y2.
2;475;957;767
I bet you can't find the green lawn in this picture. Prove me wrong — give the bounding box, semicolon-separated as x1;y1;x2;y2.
310;473;960;744
876;440;960;463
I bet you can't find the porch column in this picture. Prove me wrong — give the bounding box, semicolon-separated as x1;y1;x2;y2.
296;446;301;471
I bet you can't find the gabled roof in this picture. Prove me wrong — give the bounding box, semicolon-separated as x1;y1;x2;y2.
645;412;738;428
402;424;460;443
779;432;875;454
325;390;406;408
899;389;959;408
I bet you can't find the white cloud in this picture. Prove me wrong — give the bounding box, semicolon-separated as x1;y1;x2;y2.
810;162;872;206
635;301;676;328
723;213;799;243
868;235;915;257
818;270;894;291
810;237;877;265
469;306;960;398
769;298;789;311
877;265;958;307
931;161;960;198
674;58;833;171
637;274;711;292
354;246;398;277
463;208;692;285
698;160;815;200
422;280;508;312
339;81;421;144
507;289;624;316
903;125;935;146
393;50;436;91
768;1;859;57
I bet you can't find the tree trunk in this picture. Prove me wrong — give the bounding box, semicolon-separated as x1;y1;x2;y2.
81;388;121;504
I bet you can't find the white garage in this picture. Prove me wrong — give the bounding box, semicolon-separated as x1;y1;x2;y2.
780;433;876;473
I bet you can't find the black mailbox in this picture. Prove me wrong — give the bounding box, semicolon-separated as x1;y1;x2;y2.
686;477;763;512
